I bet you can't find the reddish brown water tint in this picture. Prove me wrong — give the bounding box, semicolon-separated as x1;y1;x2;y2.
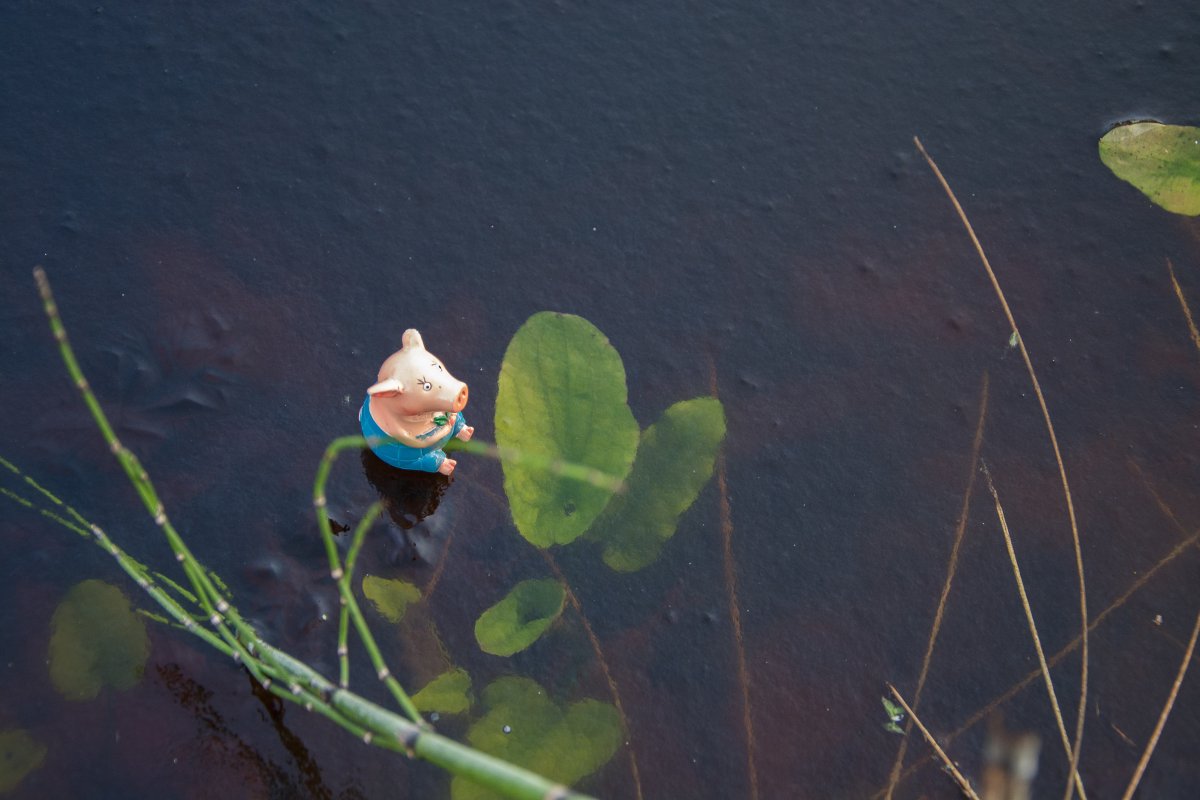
2;2;1199;798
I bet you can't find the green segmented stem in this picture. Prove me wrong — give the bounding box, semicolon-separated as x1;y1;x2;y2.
19;267;600;800
313;438;422;722
338;501;383;688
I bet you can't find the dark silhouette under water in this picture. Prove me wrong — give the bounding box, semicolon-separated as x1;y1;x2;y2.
359;449;451;559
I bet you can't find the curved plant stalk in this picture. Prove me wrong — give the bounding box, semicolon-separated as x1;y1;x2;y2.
982;462;1088;800
338;501;384;689
1119;609;1200;800
914;138;1089;800
448;438;626;492
884;372;989;800
538;549;644;800
25;267;597;800
312;440;422;721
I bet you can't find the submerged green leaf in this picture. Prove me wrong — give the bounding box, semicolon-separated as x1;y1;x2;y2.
361;575;421;623
881;696;905;721
1099;122;1200;216
495;312;639;547
412;668;473;714
474;579;566;657
452;677;623;800
591;397;726;571
48;579;149;701
0;728;47;794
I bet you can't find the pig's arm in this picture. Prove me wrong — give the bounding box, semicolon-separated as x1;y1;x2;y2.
405;449;449;473
451;413;474;442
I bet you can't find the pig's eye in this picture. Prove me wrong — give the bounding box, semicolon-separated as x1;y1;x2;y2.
420;378;432;391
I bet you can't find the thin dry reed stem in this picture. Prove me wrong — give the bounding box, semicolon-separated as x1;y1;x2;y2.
540;550;645;800
914;137;1089;800
1119;609;1200;800
874;524;1200;798
982;463;1087;800
884;372;989;800
709;360;759;800
886;684;982;800
1166;259;1200;355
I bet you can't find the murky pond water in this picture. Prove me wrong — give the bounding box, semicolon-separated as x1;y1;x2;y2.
3;2;1199;798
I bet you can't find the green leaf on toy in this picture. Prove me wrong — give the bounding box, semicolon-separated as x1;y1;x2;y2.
1099;122;1200;216
451;677;623;800
412;668;473;714
48;579;150;701
591;397;726;571
474;579;566;656
495;312;639;547
362;575;421;623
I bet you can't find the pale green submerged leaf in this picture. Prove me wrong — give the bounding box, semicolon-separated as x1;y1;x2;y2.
474;579;565;657
451;677;623;800
495;312;639;547
361;575;421;623
1099;122;1200;216
591;397;726;571
48;579;149;701
412;668;472;714
0;728;47;794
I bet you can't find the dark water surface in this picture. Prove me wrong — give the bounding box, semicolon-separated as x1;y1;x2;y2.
3;2;1199;798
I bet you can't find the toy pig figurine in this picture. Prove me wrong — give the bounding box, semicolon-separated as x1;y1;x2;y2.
359;329;475;475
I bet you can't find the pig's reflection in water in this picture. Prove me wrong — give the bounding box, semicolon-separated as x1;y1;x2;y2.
360;449;452;563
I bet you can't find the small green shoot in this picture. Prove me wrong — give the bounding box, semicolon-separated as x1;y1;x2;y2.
881;696;906;735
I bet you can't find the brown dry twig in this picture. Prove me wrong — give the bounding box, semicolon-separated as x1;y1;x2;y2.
914;136;1089;800
886;683;982;800
884;371;989;800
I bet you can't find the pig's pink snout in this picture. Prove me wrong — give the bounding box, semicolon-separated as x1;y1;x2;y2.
452;384;469;412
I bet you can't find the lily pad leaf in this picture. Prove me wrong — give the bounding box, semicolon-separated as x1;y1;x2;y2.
474;578;566;656
1099;122;1200;216
48;579;150;701
495;312;640;547
0;728;47;794
452;676;623;800
362;575;421;623
591;397;726;572
412;668;473;715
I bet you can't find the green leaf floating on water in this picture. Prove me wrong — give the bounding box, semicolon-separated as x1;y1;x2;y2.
451;676;623;800
591;397;726;572
0;728;47;794
48;579;149;701
474;578;565;656
1099;122;1200;216
495;312;639;547
412;668;472;714
361;575;421;623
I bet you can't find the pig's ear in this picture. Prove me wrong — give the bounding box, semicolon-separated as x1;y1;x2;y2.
401;329;425;351
367;378;405;397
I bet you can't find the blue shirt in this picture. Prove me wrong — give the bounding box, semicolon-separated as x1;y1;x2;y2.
359;395;467;472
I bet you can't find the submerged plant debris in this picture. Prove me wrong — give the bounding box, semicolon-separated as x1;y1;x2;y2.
412;668;473;715
474;578;566;657
361;575;421;623
454;677;622;800
590;397;727;571
0;728;47;794
47;579;149;701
